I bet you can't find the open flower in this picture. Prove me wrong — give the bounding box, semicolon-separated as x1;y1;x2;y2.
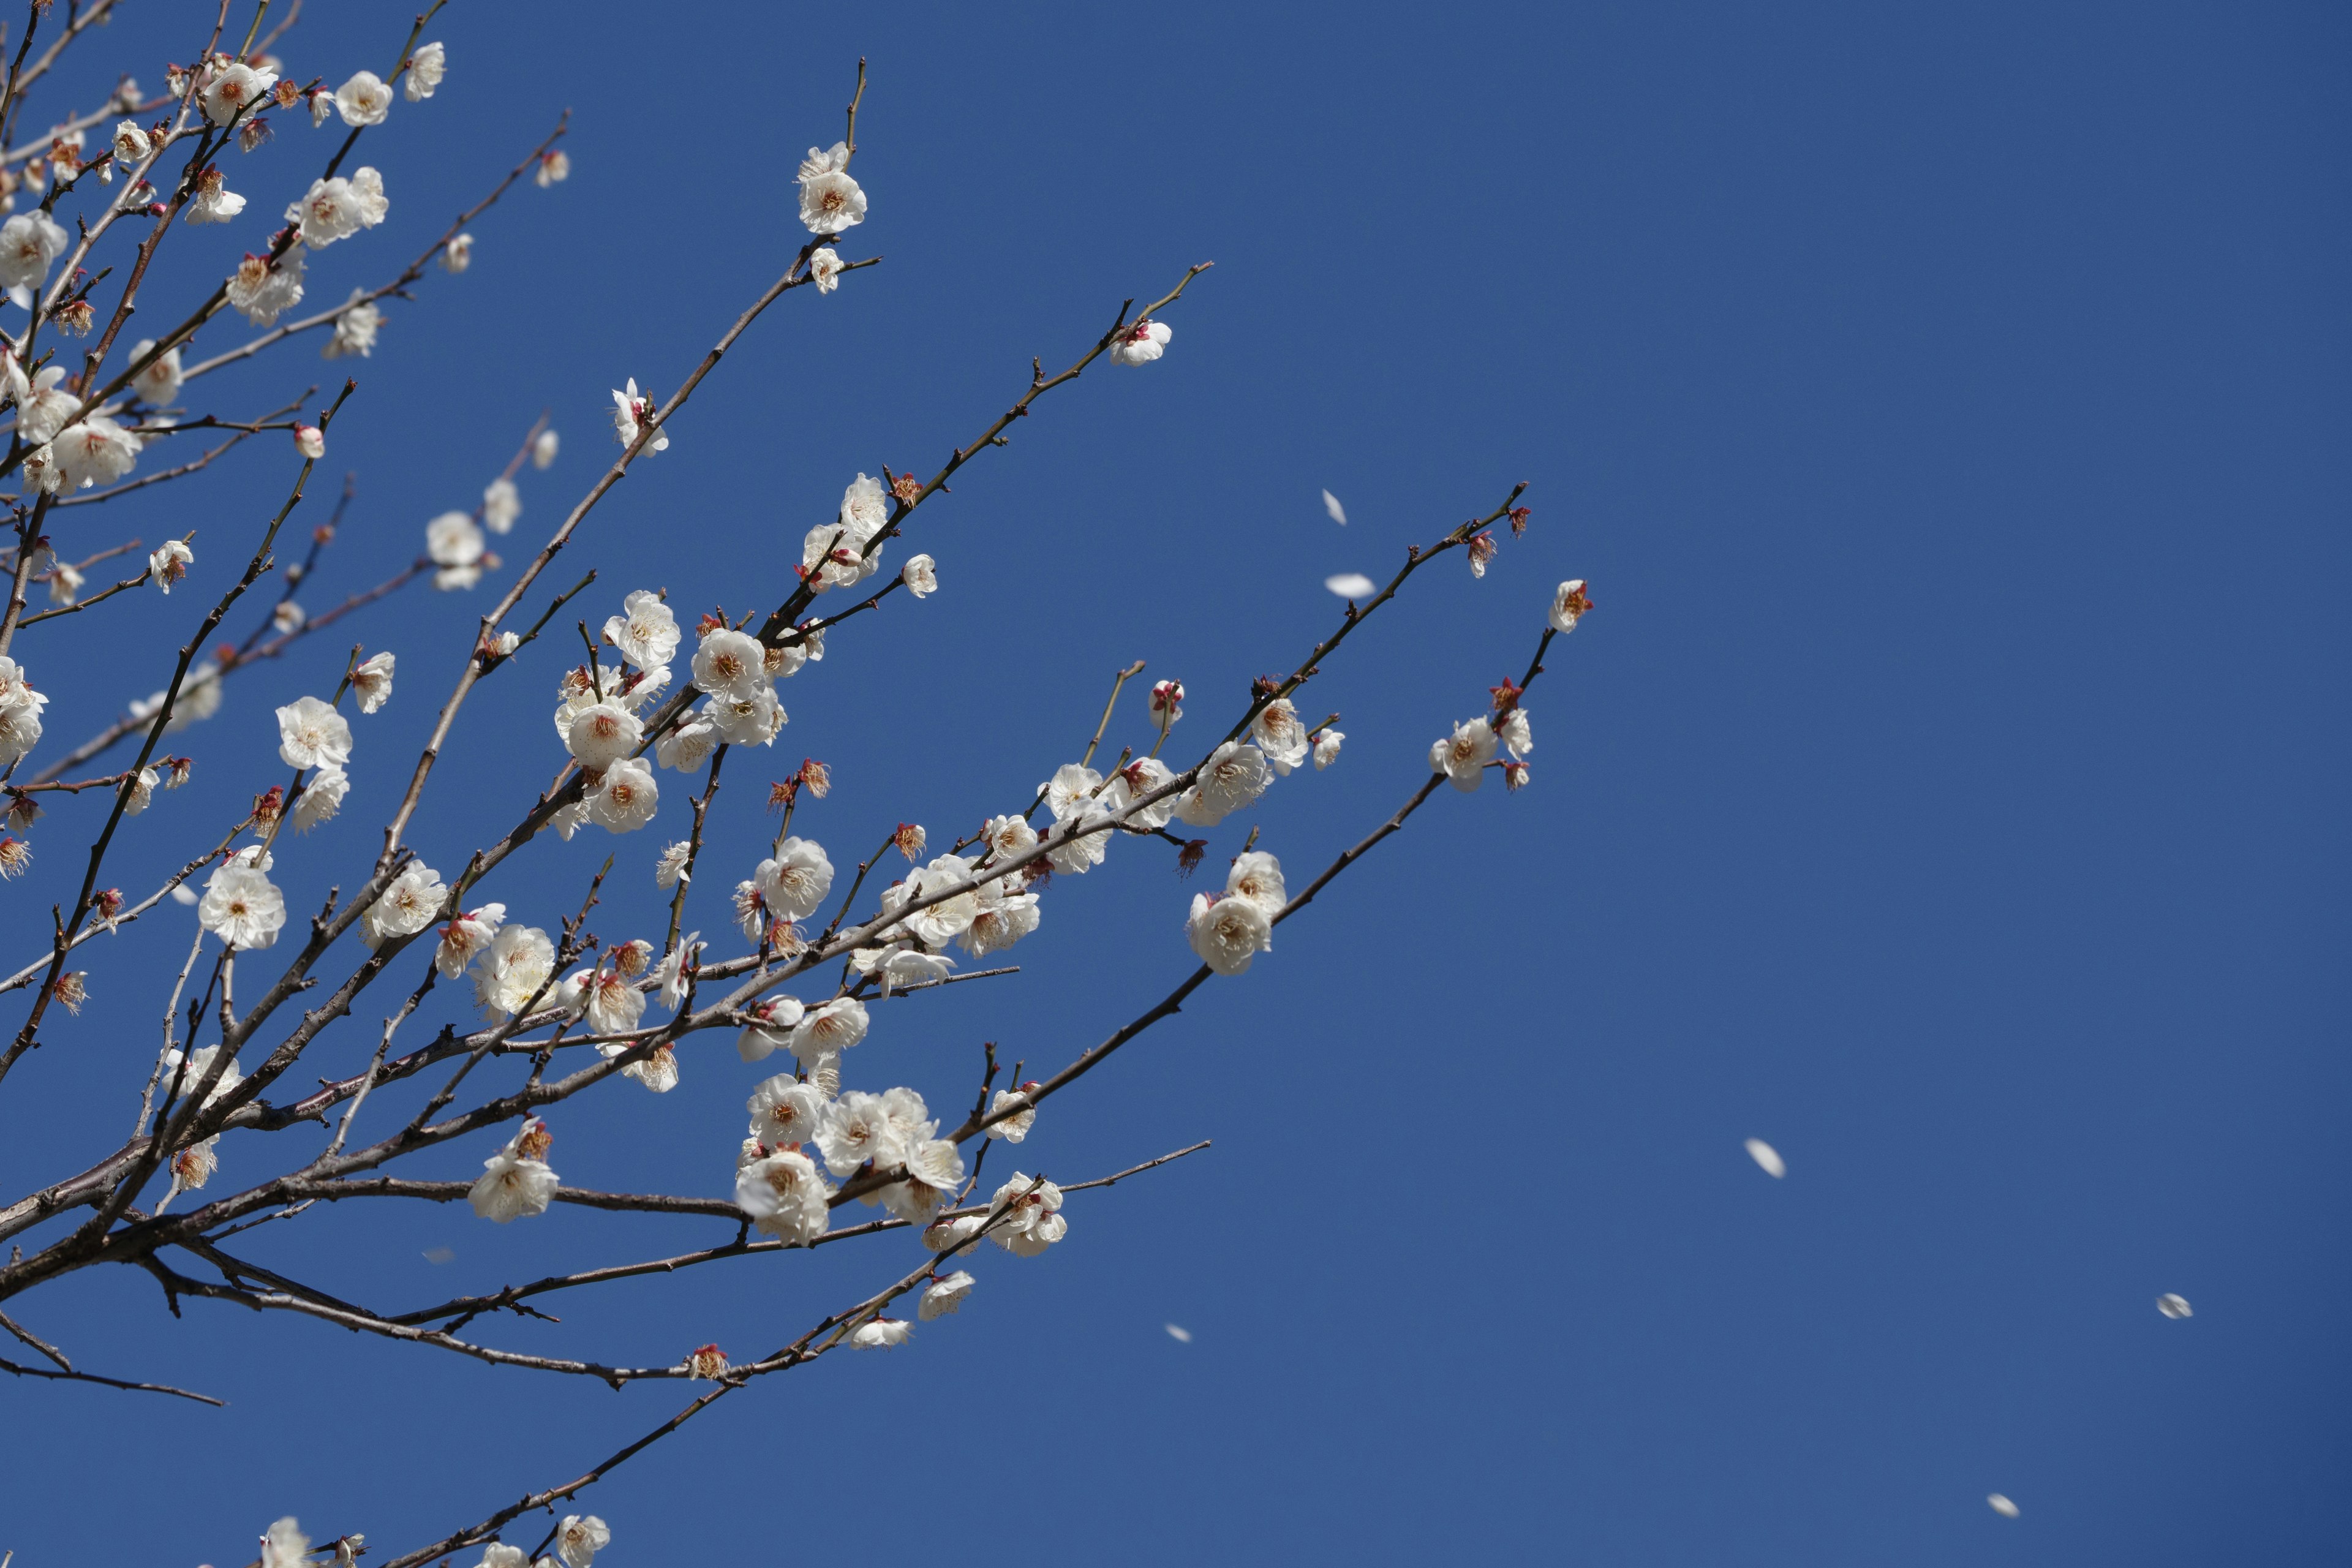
987;1174;1068;1256
755;837;834;920
1550;578;1593;634
796;141;865;234
363;861;447;948
334;70;393;126
352;651;396;713
1174;741;1271;827
276;695;352;769
919;1270;976;1320
611;377;666;454
199;865;286;950
473;922;555;1016
589;757;659;832
469;1118;558;1223
201;61;279;126
1187;891;1272;975
604;589;680;668
1110;318;1172;366
734;1147;830;1242
404;40;447;100
1430;717;1496;792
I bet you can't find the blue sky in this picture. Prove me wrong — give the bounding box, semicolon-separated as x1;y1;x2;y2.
1;2;2346;1563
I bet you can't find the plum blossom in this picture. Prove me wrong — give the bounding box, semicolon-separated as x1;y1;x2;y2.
435;903;505;977
957;878;1040;957
404;41;447;100
1187;891;1273;975
293;422;325;459
199;865;285;949
334;70;393;126
611;377;666;454
1498;707;1532;761
755;838;834;921
810;246;843;292
1430;717;1496;792
427;510;486;590
18;365;81;445
474;922;556;1016
202;61;278;125
1550;578;1593;634
184;164;246;224
1224;850;1287;918
690;628;764;701
323;295;382;358
19;442;60;495
442;232;473;273
226;248;305;326
1312;728;1344;769
0;209;64;293
149;538;193;593
788;996;868;1061
1110;318;1171;366
352;651;396;713
849;1318;911;1349
898;853;979;946
589;758;659;832
564;701;641;769
363;861;447;948
1251;697;1310;775
469;1118;558;1223
535;149;571;187
290;764;347;832
901;552;937;597
988;1174;1068;1256
533;428;559;468
986;1085;1038;1142
919;1270;976;1321
655;840;692;889
797;141;865;233
257;1517;309;1568
276;695;352;769
735;995;805;1061
735;1147;830;1243
748;1074;826;1148
1174;741;1271;827
53;415;141;490
483;477;521;533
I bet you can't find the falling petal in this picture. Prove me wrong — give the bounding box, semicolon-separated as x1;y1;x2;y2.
1986;1493;2019;1518
1321;489;1347;526
1164;1323;1193;1343
1744;1137;1786;1178
422;1246;455;1264
1325;573;1376;599
2157;1292;2193;1319
170;884;199;906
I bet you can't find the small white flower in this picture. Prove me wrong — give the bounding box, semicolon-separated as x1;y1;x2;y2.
987;1174;1068;1257
469;1118;559;1223
1174;741;1271;827
18;364;81;447
849;1317;911;1349
129;339;183;404
655;715;719;772
796;141;865;234
900;552;937;597
112;119;153;167
322;294;382;359
532;428;559;468
788;996;868;1062
307;88;335;127
482;477;521;534
605;589;679;668
0;210;66;293
1498;707;1532;760
747;1074;826;1148
534;149;571;187
919;1270;976;1321
1550;578;1593;634
198;865;286;950
426;510;485;589
473;923;555;1016
20;442;62;494
53;416;141;491
1224;850;1287;918
149;538;194;593
291;764;348;832
1312;728;1344;769
986;1085;1037;1142
1430;717;1496;793
735;995;805;1061
655;840;692;889
276;695;353;769
225;249;306;326
288;166;390;249
258;1517;310;1568
734;1147;830;1242
1251;697;1310;775
363;861;447;949
1187;892;1272;975
810;246;843;292
201;61;279;126
611;377;666;454
435;903;505;978
922;1213;986;1256
351;651;395;714
1109;318;1172;366
564;701;641;770
755;837;835;921
589;757;659;832
957;878;1040;957
334;70;393;127
441;232;473;273
184;164;246;224
404;41;447;102
122;764;158;815
272;600;306;635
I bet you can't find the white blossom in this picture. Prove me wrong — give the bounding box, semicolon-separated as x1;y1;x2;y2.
788;996;868;1062
1252;697;1310;775
748;1074;826;1148
1224;850;1287;918
185;165;246;224
655;840;692;889
922;1213;985;1256
404;40;447;101
690;627;764;699
1498;707;1532;761
307;88;335;127
565;701;641;770
987;1174;1067;1256
589;757;659;832
1174;741;1271;827
334;70;393;127
273;601;306;635
435;903;504;978
257;1517;309;1568
1103;756;1178;832
986;1086;1037;1142
20;442;61;494
981;813;1036;864
810;245;843;292
53;415;141;491
363;861;447;948
201;61;278;126
111;119;153;168
148;538;193;593
1187;891;1272;975
1043;762;1102;823
469;1118;559;1223
735;995;805;1061
1109;318;1171;366
535;149;571;187
130;337;184;402
532;428;559;468
796;141;865;233
815;1090;902;1176
755;837;834;920
1430;717;1496;792
17;364;80;445
122;764;157;815
352;651;396;713
323;295;382;358
1550;578;1593;634
199;865;285;949
849;1318;911;1349
900;552;937;597
1312;728;1344;769
581;965;646;1037
474;923;556;1016
225;248;305;326
611;377;666;454
293;422;325;459
427;510;486;590
290;764;347;832
276;695;352;769
734;1147;829;1243
603;590;679;668
162;1042;245;1106
655;715;719;772
705;687;785;747
957;878;1039;957
442;232;473;273
919;1270;976;1321
482;477;521;534
899;853;979;946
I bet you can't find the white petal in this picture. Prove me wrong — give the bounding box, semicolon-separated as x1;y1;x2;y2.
1325;572;1376;598
1744;1137;1785;1178
1986;1493;2020;1518
1164;1322;1193;1343
2156;1292;2193;1319
1321;488;1348;525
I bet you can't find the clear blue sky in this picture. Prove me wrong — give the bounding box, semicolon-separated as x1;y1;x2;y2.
2;2;2346;1563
